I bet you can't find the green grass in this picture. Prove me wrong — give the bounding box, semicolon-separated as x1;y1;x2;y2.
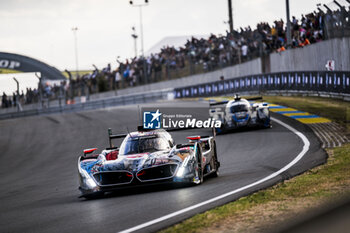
160;144;350;233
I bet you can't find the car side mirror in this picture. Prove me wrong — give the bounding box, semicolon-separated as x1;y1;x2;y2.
83;148;97;156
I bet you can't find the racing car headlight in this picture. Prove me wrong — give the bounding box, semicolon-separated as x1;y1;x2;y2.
176;167;186;177
83;177;98;189
80;167;91;179
85;177;98;189
176;156;190;177
80;168;98;189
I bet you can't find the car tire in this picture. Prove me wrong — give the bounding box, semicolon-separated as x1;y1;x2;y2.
209;142;219;178
193;148;204;185
83;192;104;200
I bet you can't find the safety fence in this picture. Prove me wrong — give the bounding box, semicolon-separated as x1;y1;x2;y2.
2;71;350;120
174;71;350;99
0;89;171;120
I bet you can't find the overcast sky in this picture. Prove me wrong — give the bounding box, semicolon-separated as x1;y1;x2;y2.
0;0;340;71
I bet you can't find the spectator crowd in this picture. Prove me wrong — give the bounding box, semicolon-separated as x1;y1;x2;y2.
2;4;349;109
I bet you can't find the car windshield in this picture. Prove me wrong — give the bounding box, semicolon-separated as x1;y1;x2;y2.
119;136;170;155
231;104;249;113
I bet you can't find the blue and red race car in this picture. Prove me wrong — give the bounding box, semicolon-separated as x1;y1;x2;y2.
78;127;220;198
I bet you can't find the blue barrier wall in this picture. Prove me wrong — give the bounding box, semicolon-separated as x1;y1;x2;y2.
174;71;350;98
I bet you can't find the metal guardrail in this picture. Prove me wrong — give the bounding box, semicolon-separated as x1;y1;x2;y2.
0;89;172;120
2;71;349;120
174;71;350;100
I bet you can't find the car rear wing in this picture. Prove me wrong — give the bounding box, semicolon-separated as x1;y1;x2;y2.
209;101;229;106
108;124;216;149
209;96;263;106
107;128;127;149
246;96;263;101
177;136;213;152
136;125;215;136
167;126;216;138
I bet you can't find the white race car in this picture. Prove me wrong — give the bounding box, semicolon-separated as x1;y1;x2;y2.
209;95;271;133
78;127;220;198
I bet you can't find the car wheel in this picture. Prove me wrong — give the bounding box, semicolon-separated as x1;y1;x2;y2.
193;149;204;185
215;120;226;134
83;192;104;200
211;142;220;177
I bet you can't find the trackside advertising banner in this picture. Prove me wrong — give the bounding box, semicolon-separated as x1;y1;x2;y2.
141;107;221;130
173;71;350;98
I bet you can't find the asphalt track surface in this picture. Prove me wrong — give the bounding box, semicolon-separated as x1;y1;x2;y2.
0;100;326;233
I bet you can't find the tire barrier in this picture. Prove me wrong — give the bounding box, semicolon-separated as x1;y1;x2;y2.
174;71;350;99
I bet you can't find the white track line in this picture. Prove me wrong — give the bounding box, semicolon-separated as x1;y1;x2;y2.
118;117;310;233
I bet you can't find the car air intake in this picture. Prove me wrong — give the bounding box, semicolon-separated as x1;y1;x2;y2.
93;171;133;186
137;164;178;181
